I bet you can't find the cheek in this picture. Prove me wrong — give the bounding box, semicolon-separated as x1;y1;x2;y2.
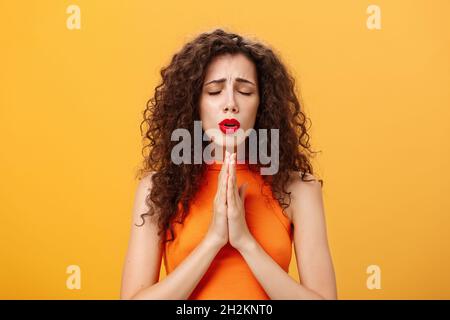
199;101;216;130
241;100;259;128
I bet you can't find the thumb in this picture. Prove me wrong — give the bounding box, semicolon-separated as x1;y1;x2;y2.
238;182;249;201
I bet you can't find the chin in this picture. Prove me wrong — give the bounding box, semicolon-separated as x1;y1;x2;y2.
214;134;246;148
205;127;245;146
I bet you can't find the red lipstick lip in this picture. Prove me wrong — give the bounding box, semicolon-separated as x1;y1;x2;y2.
218;118;240;134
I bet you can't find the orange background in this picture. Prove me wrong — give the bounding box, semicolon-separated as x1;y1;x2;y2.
1;0;449;299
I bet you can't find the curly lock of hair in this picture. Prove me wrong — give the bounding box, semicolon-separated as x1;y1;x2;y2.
135;28;323;244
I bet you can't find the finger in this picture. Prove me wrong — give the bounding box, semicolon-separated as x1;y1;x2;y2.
238;182;249;203
219;151;229;199
218;151;229;204
218;150;228;180
231;153;237;182
227;154;237;208
227;173;235;208
231;153;240;203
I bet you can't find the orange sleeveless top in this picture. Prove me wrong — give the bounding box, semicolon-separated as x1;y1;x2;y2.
163;162;293;300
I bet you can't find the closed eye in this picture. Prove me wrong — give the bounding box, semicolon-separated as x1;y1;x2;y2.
208;91;253;96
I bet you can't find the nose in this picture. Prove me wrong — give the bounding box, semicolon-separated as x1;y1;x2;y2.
223;92;238;114
223;104;238;113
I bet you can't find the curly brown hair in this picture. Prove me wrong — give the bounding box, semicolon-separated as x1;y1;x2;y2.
136;28;323;243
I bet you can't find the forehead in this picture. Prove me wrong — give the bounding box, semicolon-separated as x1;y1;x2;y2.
204;53;257;82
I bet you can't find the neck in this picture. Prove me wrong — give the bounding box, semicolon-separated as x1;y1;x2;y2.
211;144;247;162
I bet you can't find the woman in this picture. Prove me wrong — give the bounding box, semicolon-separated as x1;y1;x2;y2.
120;28;337;300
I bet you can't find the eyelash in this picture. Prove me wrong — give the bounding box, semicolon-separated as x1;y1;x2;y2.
208;91;252;96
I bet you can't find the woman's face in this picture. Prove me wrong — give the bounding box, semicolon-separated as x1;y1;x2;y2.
199;53;260;153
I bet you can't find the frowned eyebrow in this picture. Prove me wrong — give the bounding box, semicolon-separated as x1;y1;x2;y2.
204;77;256;86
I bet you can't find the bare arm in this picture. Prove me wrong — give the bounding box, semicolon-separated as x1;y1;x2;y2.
121;157;230;300
120;174;223;300
290;174;337;299
237;173;337;300
129;235;222;300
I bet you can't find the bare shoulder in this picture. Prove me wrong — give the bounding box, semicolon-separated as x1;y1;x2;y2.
284;171;324;222
121;170;161;299
137;171;156;190
285;172;336;299
286;171;323;192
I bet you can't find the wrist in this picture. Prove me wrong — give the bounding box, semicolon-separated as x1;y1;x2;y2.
203;233;226;252
235;234;257;254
